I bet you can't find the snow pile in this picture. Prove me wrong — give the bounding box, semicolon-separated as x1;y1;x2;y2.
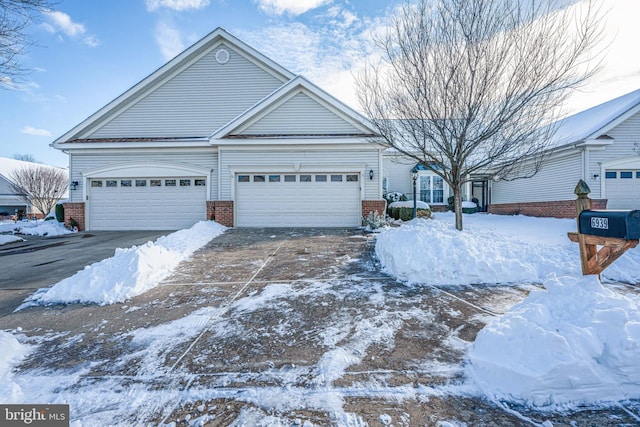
0;219;73;237
0;234;23;245
23;221;226;306
466;274;640;407
0;331;31;403
389;200;431;210
375;213;640;285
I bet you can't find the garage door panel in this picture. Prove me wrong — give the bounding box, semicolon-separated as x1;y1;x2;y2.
89;177;206;230
236;173;361;227
605;170;640;210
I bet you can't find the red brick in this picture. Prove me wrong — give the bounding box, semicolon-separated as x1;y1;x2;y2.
488;199;608;218
63;202;85;231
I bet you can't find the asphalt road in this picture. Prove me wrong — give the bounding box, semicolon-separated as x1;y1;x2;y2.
0;230;171;290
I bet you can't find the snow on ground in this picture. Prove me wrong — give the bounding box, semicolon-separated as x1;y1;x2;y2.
0;330;32;402
376;212;640;409
466;274;640;407
0;234;23;245
0;219;73;237
21;220;226;307
375;212;640;286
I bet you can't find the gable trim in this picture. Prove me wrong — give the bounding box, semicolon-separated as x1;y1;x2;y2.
53;28;296;145
210;76;378;140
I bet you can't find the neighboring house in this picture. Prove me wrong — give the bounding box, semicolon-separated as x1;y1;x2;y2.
52;28;385;231
382;89;640;217
488;89;640;217
0;157;68;218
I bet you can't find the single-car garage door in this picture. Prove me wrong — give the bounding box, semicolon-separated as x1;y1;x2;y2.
236;172;361;227
89;177;207;230
605;170;640;209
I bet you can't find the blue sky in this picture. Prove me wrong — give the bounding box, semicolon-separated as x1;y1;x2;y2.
1;0;640;167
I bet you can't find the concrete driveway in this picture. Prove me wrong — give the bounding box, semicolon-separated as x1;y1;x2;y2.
1;228;638;426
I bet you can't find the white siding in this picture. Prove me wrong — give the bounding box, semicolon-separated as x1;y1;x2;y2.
87;44;286;138
219;145;381;201
491;152;582;203
69;149;218;202
239;91;362;136
383;153;415;195
587;110;640;199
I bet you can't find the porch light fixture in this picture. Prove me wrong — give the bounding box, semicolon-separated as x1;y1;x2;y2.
70;181;79;190
369;169;374;180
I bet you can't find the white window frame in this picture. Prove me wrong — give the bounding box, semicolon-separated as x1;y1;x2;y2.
417;172;448;205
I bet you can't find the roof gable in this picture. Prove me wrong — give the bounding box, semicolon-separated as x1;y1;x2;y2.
551;88;640;148
211;76;377;140
54;28;296;144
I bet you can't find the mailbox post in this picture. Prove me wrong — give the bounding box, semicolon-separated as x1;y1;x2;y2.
568;180;640;276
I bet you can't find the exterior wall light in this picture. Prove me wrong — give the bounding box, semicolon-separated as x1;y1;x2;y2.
369;169;374;180
70;181;79;190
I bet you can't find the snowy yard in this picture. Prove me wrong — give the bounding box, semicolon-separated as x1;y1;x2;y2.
1;214;639;426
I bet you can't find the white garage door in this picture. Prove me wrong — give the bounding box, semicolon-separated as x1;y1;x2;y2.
236;173;361;227
605;170;640;209
89;177;207;230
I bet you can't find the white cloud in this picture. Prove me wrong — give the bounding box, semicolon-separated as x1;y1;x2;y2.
42;10;100;47
21;126;52;137
254;0;332;16
146;0;210;12
237;9;385;110
42;10;85;37
154;21;185;61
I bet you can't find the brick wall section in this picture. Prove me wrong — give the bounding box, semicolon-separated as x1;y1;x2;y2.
212;200;234;227
63;202;85;231
206;201;215;221
488;199;608;218
431;205;448;213
362;200;387;219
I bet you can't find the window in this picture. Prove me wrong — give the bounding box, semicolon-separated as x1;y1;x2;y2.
106;180;117;188
121;180;132;187
91;180;102;187
165;179;176;186
315;175;327;182
195;179;206;186
300;175;312;182
136;180;146;187
418;174;446;204
269;175;280;182
621;171;633;179
180;179;191;186
238;175;249;183
331;175;343;182
605;171;617;179
150;179;162;187
284;175;296;182
637;172;640;179
253;175;265;183
346;174;358;182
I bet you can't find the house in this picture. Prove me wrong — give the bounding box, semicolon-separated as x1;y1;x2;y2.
52;28;386;231
381;89;640;217
488;89;640;217
0;157;68;219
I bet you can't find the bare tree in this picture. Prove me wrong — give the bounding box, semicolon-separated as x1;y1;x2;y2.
1;0;57;88
12;152;38;162
357;0;604;230
9;164;68;218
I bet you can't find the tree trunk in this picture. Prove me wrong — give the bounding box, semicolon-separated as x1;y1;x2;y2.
454;185;463;231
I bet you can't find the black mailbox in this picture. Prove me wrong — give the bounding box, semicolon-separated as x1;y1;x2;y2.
579;210;640;240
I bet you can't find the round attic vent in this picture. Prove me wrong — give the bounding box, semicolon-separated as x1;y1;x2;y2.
215;48;230;64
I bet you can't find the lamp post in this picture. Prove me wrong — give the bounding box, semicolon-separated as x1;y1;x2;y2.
412;171;418;219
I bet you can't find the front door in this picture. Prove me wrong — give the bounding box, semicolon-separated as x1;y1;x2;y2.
471;180;489;212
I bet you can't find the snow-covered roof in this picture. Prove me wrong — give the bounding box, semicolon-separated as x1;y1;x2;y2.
550;88;640;148
0;157;68;184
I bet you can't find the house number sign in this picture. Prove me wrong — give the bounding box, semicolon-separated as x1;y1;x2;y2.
591;217;609;230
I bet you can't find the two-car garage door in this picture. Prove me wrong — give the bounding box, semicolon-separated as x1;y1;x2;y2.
605;170;640;209
89;177;206;230
235;172;361;227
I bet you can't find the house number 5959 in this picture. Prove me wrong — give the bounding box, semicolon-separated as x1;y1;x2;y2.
591;217;609;229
